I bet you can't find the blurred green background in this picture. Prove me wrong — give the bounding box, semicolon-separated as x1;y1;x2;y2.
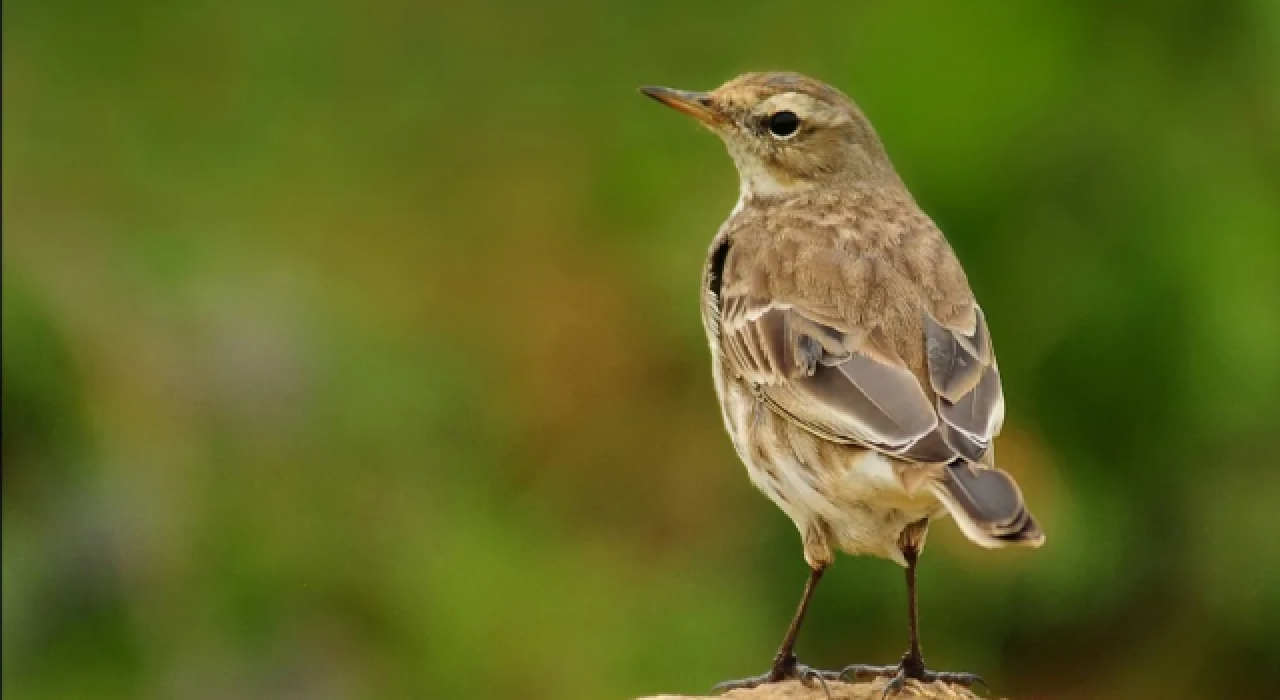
4;1;1280;699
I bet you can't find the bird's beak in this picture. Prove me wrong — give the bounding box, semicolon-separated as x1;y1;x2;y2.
640;86;723;126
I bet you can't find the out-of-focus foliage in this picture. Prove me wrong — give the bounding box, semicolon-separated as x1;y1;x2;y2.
4;1;1279;698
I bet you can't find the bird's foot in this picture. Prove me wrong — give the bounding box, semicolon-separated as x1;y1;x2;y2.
712;653;843;696
840;654;985;698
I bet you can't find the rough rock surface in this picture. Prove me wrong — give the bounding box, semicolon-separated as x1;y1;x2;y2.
639;679;988;700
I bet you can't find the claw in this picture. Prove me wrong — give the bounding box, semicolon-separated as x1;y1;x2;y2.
710;672;772;694
712;660;843;696
879;673;906;700
933;671;985;689
711;679;750;694
797;667;839;700
835;660;985;697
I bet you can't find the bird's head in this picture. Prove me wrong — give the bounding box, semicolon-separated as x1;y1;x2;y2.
641;72;898;198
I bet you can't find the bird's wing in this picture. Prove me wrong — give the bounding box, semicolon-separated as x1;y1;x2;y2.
716;250;1004;466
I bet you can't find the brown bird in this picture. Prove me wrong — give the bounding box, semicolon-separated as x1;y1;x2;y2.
641;72;1045;695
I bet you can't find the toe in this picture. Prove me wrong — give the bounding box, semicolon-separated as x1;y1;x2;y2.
879;673;907;700
710;675;765;694
930;671;986;689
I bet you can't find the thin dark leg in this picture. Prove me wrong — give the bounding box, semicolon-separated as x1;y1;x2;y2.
840;530;985;696
712;566;830;693
770;565;825;675
901;543;925;678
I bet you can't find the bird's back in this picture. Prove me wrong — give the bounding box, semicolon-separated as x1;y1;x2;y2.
711;185;976;403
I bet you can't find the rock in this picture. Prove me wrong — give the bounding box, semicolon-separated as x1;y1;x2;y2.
638;679;989;700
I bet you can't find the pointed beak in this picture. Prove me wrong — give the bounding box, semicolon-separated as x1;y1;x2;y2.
639;86;723;126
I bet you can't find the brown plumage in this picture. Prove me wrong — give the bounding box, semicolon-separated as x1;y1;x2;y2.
642;72;1044;694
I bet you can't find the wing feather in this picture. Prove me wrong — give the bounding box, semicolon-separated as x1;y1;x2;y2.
720;288;1003;465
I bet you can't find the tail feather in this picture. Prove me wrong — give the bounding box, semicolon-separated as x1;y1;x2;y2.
931;460;1045;548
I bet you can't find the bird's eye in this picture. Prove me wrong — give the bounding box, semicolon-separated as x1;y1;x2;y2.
767;111;799;138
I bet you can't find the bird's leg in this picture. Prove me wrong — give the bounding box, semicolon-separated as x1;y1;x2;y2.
769;564;824;676
713;565;835;694
902;539;925;677
840;529;986;696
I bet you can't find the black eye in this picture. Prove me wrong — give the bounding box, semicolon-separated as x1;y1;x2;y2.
767;110;799;138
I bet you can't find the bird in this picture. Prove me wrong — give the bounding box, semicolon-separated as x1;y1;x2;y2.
640;72;1045;695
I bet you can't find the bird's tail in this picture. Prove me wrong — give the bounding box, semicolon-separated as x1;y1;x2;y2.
930;460;1045;548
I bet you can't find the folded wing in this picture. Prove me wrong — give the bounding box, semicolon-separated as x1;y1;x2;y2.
720;291;1003;464
717;281;1042;548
